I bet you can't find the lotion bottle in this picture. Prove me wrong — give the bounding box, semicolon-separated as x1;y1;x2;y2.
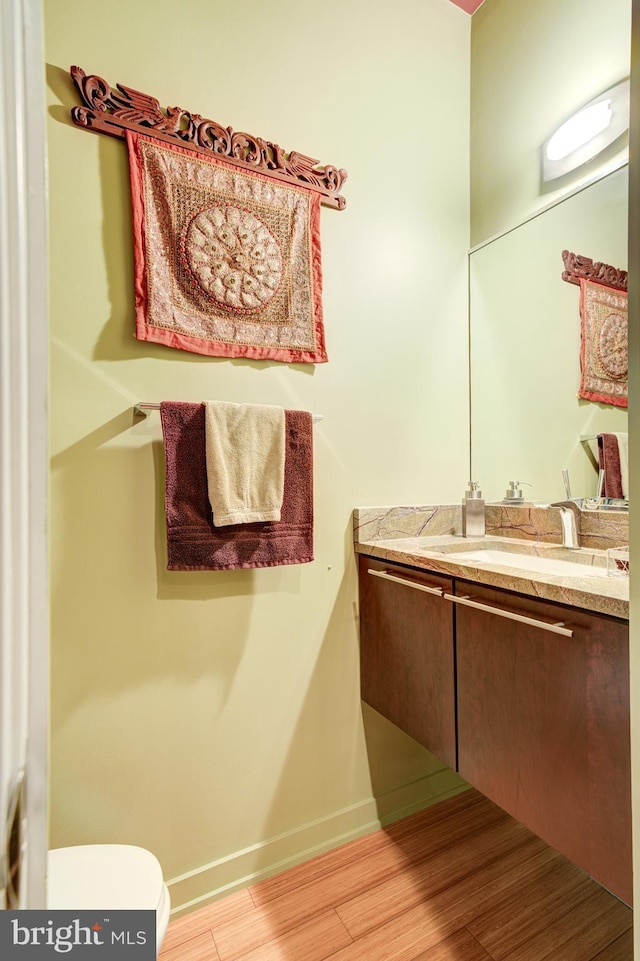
462;481;485;537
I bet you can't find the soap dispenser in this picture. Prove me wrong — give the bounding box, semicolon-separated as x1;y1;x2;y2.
462;481;485;537
502;480;531;505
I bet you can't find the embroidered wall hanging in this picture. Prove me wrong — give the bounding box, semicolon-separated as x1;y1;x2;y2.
578;279;628;407
128;131;326;362
561;250;628;409
68;67;348;364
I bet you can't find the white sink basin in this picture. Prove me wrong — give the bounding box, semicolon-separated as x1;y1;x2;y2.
446;548;608;579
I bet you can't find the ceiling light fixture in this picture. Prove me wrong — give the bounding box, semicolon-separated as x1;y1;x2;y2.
542;78;629;181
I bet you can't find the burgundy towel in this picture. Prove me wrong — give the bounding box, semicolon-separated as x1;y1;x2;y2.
160;402;314;570
598;433;623;498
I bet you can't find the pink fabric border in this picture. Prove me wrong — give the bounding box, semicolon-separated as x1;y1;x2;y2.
126;131;327;364
578;387;628;408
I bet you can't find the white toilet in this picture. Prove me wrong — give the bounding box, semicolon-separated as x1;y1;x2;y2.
47;844;171;956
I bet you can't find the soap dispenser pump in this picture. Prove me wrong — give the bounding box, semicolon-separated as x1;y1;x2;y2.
502;480;531;504
462;481;485;537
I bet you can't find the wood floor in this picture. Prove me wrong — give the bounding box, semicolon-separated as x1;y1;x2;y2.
159;789;633;961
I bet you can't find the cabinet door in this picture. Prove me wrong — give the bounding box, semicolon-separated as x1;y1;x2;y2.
358;556;456;768
454;582;631;904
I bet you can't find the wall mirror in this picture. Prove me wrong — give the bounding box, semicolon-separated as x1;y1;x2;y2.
469;164;628;506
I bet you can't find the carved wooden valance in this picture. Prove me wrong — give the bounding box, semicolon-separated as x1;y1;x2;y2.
561;249;628;292
69;66;348;210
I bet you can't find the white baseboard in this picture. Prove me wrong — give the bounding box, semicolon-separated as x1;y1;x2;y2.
167;768;468;918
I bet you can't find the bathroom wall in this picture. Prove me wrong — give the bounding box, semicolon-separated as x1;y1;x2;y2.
45;0;471;911
471;0;632;245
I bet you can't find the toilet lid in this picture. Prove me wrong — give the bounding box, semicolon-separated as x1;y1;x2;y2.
48;845;165;911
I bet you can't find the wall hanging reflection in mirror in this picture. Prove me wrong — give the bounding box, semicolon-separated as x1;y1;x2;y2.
562;250;627;408
70;67;348;364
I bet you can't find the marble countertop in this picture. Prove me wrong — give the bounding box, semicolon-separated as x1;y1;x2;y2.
354;507;628;620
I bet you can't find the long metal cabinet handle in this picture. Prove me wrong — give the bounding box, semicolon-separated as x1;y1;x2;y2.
443;593;573;636
367;568;444;596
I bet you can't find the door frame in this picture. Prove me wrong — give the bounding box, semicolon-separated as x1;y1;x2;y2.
0;0;48;909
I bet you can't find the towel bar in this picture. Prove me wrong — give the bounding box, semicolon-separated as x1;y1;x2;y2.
580;434;599;472
134;403;323;421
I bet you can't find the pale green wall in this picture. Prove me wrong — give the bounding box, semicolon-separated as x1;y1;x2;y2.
471;0;632;245
45;0;471;912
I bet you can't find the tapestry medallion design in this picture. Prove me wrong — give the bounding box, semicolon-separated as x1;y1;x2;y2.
181;204;283;312
595;310;627;381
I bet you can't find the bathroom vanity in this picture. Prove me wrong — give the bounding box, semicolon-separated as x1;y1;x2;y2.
354;505;631;905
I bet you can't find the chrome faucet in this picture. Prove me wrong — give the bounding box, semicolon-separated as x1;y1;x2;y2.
550;500;581;549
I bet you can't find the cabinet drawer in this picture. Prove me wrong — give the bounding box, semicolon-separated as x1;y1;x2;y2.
454;582;631;904
358;556;456;768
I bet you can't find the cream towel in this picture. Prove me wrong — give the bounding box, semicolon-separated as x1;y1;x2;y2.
614;432;629;500
204;401;286;527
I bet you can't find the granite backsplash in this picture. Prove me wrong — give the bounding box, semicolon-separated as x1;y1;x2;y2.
354;503;628;551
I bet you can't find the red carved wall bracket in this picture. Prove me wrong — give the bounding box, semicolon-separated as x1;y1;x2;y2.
562;249;628;292
69;66;348;210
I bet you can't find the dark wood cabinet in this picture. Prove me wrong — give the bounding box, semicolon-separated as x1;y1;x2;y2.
453;581;631;904
358;555;456;769
357;554;631;905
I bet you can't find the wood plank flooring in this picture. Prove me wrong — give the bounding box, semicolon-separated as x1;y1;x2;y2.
159;789;632;961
